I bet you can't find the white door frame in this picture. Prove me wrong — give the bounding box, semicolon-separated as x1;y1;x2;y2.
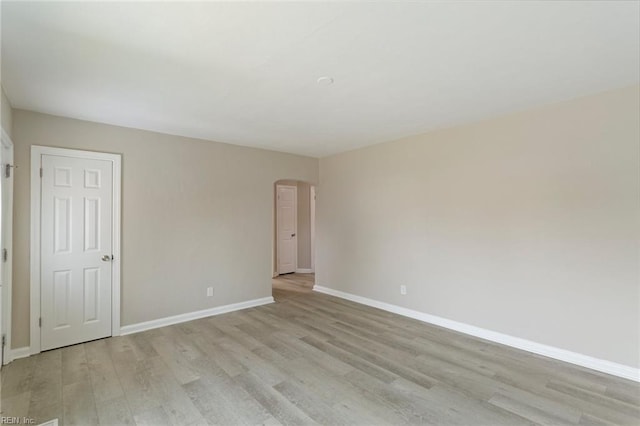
276;184;297;275
310;185;316;273
1;128;14;364
30;146;122;355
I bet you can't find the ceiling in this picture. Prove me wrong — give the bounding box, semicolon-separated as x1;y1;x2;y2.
1;2;639;158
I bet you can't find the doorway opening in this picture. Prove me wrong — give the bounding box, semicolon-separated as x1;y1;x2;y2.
272;180;315;299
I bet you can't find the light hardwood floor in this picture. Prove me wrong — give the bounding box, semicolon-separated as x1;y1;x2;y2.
1;273;638;425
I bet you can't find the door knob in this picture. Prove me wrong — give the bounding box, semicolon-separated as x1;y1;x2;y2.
291;233;296;237
101;255;112;262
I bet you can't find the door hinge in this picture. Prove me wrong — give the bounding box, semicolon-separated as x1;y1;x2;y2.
1;334;5;347
2;248;7;262
39;317;42;327
40;168;43;178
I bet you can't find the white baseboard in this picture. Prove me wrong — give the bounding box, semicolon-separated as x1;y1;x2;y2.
313;285;640;383
120;296;275;336
4;346;31;364
296;268;314;273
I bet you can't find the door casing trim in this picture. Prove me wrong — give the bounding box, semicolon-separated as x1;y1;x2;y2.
310;185;315;273
30;146;122;355
1;128;14;365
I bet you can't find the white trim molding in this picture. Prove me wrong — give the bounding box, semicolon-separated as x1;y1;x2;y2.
1;127;14;365
313;285;640;383
310;185;316;273
121;296;275;335
30;146;122;355
296;268;314;274
8;346;30;362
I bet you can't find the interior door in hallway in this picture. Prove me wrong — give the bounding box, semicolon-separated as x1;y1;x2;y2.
277;185;297;274
40;154;113;350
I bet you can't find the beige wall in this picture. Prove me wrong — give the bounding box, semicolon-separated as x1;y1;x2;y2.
1;87;12;138
11;110;318;348
317;85;640;368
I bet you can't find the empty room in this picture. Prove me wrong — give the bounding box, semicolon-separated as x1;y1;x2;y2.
0;1;639;425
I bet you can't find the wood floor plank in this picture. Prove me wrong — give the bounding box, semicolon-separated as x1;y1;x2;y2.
27;351;63;424
183;357;273;426
578;412;617;426
281;355;423;425
265;333;354;376
300;334;397;383
85;339;126;403
127;332;161;360
143;356;207;425
133;406;172;426
150;334;202;385
273;380;348;426
545;379;640;424
487;386;583;424
0;391;30;421
95;396;135;426
489;393;580;426
189;335;248;378
28;402;63;426
0;356;36;400
425;384;538;425
245;309;310;339
62;379;98;425
340;368;439;424
216;338;288;387
326;337;437;390
112;352;165;415
61;344;90;386
182;378;252;426
233;371;317;426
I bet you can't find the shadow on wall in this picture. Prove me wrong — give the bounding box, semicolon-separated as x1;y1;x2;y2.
273;179;316;278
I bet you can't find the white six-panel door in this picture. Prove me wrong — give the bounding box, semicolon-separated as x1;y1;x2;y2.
40;154;113;350
277;185;297;274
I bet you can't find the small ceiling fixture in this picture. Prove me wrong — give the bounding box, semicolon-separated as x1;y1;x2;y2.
317;76;334;86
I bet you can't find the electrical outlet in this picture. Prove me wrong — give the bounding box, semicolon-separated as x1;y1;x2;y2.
400;285;407;295
207;287;214;297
